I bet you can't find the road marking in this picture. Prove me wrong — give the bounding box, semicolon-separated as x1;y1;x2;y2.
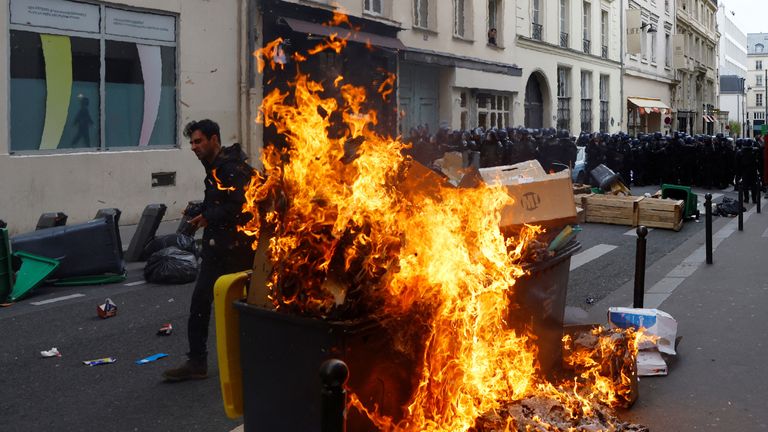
569;244;618;270
762;226;768;238
124;280;146;287
624;227;654;236
30;294;85;305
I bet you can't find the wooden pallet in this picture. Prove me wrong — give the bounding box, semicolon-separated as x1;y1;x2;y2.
638;198;684;231
584;195;643;226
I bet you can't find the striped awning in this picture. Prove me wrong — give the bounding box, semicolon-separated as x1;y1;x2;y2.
628;97;671;115
702;115;716;123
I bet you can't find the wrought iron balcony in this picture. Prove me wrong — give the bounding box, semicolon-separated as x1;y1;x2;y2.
601;45;608;59
532;23;543;41
583;39;591;54
560;32;569;48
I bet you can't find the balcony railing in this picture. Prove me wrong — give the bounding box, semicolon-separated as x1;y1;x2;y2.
557;97;571;130
560;32;569;48
583;39;591;54
600;101;609;132
601;45;608;59
581;99;592;132
532;23;543;41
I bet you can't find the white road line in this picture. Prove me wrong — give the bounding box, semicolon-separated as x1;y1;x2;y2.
124;280;147;287
30;294;85;306
762;227;768;238
569;244;618;270
624;227;654;236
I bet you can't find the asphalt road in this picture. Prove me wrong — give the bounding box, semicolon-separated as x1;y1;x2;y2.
0;184;753;431
0;264;240;432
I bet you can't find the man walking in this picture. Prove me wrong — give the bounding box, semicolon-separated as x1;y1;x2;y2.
163;119;255;381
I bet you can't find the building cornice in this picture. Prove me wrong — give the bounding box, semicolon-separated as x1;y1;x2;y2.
624;67;676;84
516;36;622;69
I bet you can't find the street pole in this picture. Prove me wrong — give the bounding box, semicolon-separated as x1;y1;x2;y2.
633;226;648;308
320;359;349;432
738;182;744;231
705;193;713;264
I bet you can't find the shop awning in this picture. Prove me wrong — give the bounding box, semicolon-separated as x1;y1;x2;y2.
627;97;671;115
279;17;406;51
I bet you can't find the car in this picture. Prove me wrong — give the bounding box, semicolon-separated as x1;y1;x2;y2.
571;146;587;184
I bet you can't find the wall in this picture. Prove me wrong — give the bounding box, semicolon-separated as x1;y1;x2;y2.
0;0;243;234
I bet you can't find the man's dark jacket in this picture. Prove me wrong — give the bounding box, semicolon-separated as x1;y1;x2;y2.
201;143;254;260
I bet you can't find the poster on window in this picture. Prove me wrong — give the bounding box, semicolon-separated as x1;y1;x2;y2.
625;9;642;55
673;34;686;69
106;8;176;42
10;0;100;33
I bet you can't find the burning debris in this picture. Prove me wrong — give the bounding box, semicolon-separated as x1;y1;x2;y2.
237;14;648;432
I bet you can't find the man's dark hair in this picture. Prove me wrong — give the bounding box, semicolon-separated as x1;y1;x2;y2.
184;119;220;140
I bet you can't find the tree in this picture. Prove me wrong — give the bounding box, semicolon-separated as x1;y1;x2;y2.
729;121;741;137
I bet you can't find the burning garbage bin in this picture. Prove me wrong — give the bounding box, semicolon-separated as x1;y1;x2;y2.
215;273;414;432
507;240;581;377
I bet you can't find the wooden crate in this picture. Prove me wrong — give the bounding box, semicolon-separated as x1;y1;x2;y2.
584;195;643;226
638;198;684;231
574;193;593;209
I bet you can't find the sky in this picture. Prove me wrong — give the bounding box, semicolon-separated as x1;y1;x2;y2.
721;0;767;34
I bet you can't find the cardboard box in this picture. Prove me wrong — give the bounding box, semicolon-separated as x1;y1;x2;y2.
638;198;684;231
465;160;577;227
584;194;642;226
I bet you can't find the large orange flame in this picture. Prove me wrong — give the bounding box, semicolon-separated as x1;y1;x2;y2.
242;19;643;430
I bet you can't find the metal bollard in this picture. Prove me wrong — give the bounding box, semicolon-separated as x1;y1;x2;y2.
705;193;713;265
320;359;349;432
738;182;744;231
633;226;648;309
757;182;762;214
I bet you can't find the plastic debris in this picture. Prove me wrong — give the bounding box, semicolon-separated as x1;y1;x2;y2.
83;357;117;366
156;323;173;336
40;347;61;358
97;298;117;319
135;353;168;365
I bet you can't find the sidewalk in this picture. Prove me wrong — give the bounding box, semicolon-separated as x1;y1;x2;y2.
614;200;768;429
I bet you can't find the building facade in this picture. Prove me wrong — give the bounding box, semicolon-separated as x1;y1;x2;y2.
674;0;719;135
746;33;768;137
623;0;676;135
0;0;252;234
514;0;623;134
716;2;747;131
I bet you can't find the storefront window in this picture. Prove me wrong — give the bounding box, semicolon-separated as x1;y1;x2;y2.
9;0;177;153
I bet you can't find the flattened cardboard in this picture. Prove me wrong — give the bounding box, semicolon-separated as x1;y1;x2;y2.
463;160;577;227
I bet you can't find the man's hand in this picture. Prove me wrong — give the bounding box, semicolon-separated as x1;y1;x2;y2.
189;214;208;230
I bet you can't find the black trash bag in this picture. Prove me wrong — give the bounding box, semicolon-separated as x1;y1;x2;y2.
713;197;746;217
141;234;197;261
0;219;7;229
144;247;198;284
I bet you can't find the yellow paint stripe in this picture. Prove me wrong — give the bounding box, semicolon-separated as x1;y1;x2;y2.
39;34;72;150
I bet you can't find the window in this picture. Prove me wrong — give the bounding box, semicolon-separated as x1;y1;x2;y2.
477;93;511;129
580;71;592;132
364;0;383;15
758;93;764;107
665;0;670;13
599;74;609;132
488;0;502;45
9;0;177;152
651;29;657;63
532;0;543;40
557;67;571;130
665;33;671;67
414;0;429;28
460;91;468;130
756;43;765;53
758;75;763;87
757;60;763;70
560;0;569;48
641;23;647;60
600;10;608;58
453;0;466;37
583;2;591;54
